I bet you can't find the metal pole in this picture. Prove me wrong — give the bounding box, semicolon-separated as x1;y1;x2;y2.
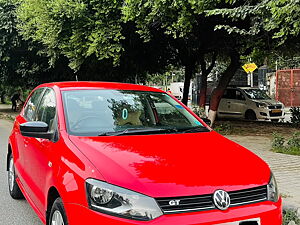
251;72;254;87
165;74;168;91
247;72;251;86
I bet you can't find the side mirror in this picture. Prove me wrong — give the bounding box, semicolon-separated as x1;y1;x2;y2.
201;118;211;126
20;121;53;140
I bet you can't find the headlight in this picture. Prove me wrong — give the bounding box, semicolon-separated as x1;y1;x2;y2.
267;172;279;202
255;102;268;108
86;179;163;221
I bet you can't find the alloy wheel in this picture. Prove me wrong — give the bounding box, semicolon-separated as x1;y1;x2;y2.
51;210;65;225
8;157;15;192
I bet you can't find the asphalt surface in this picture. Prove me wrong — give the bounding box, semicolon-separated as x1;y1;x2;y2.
0;119;42;225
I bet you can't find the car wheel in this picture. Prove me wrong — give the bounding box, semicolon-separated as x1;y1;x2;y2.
245;110;257;121
8;155;24;199
49;198;69;225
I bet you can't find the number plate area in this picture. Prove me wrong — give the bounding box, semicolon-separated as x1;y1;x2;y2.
218;218;260;225
271;109;282;113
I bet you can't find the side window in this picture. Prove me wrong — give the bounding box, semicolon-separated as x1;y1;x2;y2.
222;89;236;99
236;90;246;101
36;89;57;131
23;88;44;121
150;95;191;127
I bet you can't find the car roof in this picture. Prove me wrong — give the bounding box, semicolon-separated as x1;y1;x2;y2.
36;81;164;93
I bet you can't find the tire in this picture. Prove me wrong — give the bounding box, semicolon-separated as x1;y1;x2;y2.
8;155;24;199
245;110;257;121
49;198;69;225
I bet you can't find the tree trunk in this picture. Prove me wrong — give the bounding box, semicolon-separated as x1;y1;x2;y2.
182;62;195;106
199;53;217;109
199;72;208;108
208;51;241;125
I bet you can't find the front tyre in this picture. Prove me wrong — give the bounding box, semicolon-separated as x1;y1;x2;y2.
8;155;24;199
245;110;257;121
49;198;69;225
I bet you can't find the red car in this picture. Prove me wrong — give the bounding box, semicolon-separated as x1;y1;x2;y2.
7;82;282;225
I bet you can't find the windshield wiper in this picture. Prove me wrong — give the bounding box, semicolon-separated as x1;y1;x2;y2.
179;126;210;133
98;127;178;136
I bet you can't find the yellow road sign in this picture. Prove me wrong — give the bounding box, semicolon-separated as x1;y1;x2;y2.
242;63;258;73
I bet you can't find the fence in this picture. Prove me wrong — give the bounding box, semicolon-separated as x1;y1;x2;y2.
276;69;300;107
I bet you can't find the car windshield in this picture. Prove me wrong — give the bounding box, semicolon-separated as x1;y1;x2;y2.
243;89;271;100
62;90;207;136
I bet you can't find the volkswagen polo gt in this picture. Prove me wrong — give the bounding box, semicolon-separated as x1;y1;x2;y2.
7;82;282;225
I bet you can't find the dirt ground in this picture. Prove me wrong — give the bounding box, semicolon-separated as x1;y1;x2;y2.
214;119;299;137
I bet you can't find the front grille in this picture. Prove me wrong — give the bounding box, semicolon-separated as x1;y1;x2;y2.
268;105;282;109
269;112;283;117
156;186;267;214
229;186;268;207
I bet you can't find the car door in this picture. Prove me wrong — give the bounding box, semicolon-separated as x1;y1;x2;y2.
21;88;58;215
14;88;45;193
228;90;247;118
218;89;236;117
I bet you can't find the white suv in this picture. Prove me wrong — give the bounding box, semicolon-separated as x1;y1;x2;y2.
217;87;285;122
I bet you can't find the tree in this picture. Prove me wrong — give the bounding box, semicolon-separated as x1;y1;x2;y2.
205;0;300;123
265;0;300;42
0;0;76;87
124;0;266;123
14;0;300;126
16;0;175;84
199;53;217;108
17;0;124;71
124;1;215;105
0;0;40;86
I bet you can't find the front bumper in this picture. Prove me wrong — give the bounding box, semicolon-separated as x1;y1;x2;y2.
64;198;282;225
256;108;285;120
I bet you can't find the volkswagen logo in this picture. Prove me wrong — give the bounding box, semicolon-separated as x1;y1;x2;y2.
213;190;230;210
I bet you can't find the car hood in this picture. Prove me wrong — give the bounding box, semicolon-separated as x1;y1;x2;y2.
69;131;270;197
254;99;282;105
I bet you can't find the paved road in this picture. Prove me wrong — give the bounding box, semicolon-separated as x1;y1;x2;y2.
227;135;300;209
0;119;42;225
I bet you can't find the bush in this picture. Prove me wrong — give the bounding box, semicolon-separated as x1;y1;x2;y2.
283;209;300;225
290;107;300;127
272;133;285;149
191;105;206;118
287;132;300;148
214;122;233;135
272;132;300;155
0;85;32;104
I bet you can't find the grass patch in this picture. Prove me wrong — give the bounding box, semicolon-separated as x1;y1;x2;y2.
272;132;300;156
0;113;15;121
273;147;300;156
214;122;234;135
281;193;292;198
214;120;299;136
283;209;300;225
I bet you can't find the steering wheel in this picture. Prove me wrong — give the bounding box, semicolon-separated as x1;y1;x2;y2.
72;116;101;130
